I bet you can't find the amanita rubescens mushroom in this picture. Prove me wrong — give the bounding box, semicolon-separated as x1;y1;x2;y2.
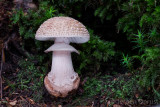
35;17;90;97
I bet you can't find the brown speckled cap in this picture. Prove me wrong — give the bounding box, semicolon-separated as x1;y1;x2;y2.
35;16;90;43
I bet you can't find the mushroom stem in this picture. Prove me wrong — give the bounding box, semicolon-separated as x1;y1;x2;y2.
44;42;80;97
47;50;78;87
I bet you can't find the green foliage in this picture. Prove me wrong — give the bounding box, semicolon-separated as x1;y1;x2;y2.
84;77;103;97
74;29;115;74
94;0;122;20
121;54;133;71
17;55;47;102
11;4;57;39
11;1;58;51
10;1;116;103
114;0;160;99
117;0;160;41
9;0;160;103
132;30;147;53
138;47;160;99
83;74;138;101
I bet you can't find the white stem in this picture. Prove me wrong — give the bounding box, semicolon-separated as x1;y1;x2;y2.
48;51;78;87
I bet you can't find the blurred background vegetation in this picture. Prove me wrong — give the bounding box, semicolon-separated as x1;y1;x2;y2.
1;0;160;106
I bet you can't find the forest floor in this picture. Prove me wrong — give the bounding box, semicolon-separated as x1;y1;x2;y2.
0;1;158;107
1;67;155;107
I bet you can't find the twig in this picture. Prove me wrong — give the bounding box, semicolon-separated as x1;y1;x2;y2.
0;47;4;100
4;33;31;57
12;40;31;57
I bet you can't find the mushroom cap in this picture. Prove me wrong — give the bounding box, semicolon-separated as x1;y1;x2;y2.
35;16;90;43
44;43;79;54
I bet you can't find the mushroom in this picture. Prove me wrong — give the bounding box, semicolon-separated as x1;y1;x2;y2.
35;17;90;97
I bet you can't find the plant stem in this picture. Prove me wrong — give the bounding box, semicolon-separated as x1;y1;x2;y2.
0;48;4;100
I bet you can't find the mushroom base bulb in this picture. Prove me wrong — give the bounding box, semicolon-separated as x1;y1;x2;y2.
44;74;80;97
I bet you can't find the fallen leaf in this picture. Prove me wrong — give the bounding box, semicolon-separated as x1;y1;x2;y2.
5;97;9;102
135;93;139;98
20;96;25;100
3;85;9;90
12;92;19;95
42;104;47;107
107;100;111;105
27;98;35;104
148;87;151;91
50;104;56;107
114;78;117;81
125;73;132;76
100;104;106;107
81;77;88;85
9;100;17;106
113;104;121;107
